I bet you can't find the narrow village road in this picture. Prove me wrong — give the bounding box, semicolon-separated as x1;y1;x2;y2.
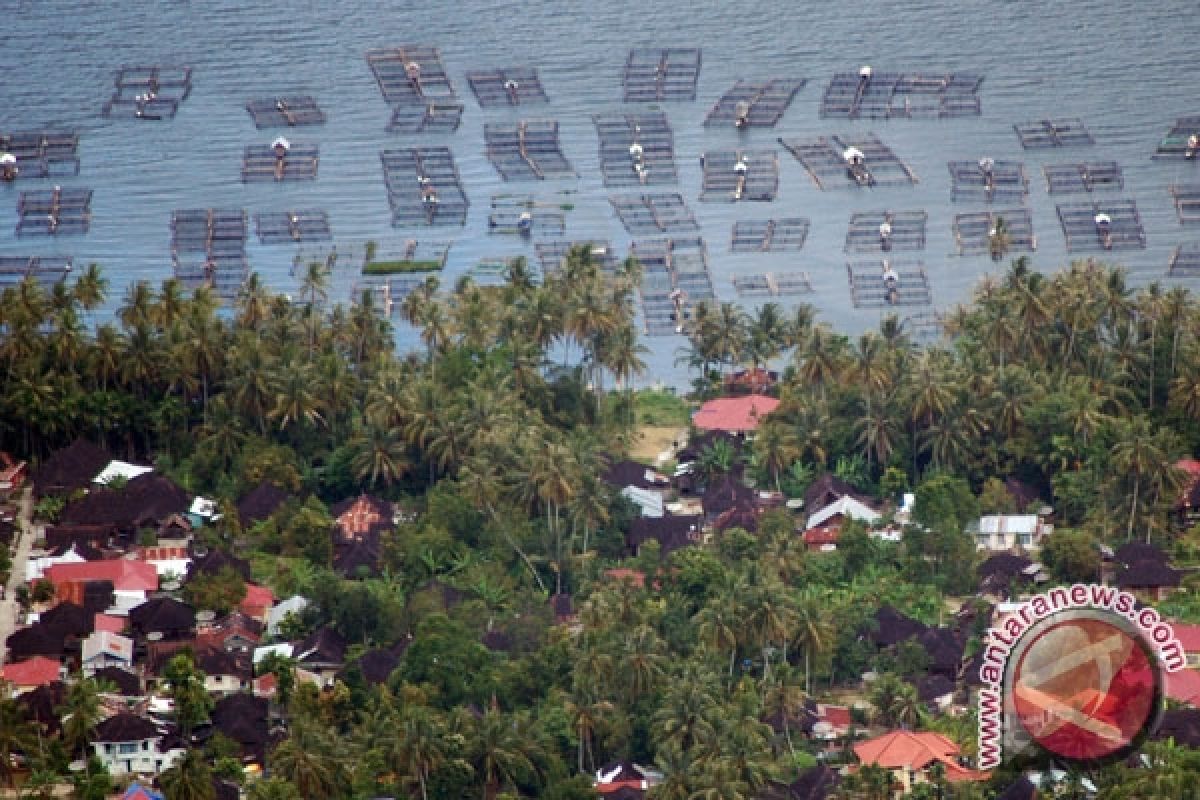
0;488;36;665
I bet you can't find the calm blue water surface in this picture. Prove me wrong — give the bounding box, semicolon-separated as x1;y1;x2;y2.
2;0;1199;387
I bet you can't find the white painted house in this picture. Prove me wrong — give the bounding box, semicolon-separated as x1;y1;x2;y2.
969;514;1052;553
92;713;184;776
81;631;134;676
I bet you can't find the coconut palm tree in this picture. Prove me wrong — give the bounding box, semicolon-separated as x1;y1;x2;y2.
466;707;542;800
791;589;833;694
384;706;464;800
269;718;346;799
159;748;215;800
0;696;37;787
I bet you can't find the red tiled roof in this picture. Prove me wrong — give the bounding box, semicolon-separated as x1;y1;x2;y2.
137;546;188;561
94;614;126;634
1168;668;1200;706
241;583;274;609
691;394;780;432
45;560;158;592
820;704;851;729
803;526;840;546
1177;459;1200;476
333;495;392;542
854;730;961;771
1;657;60;687
1172;622;1200;653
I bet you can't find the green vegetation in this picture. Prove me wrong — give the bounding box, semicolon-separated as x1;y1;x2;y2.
634;389;691;427
362;259;445;275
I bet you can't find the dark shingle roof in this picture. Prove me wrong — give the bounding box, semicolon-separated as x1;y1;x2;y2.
236;482;289;528
626;514;704;556
94;666;142;696
295;626;346;665
212;693;268;746
803;473;871;512
1115;541;1169;567
62;474;189;529
39;602;93;638
995;776;1037;800
977;553;1033;580
129;596;196;635
915;673;956;703
17;681;66;733
1155;708;1200;747
188;549;252;581
346;647;403;685
6;624;65;659
31;439;110;496
702;475;756;515
787;765;842;800
866;606;927;648
1116;559;1181;589
94;713;159;742
602;459;670;490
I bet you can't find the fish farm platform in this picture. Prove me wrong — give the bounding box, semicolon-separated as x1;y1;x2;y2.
948;160;1029;202
819;70;982;119
845;211;926;253
1153;117;1200;159
622;48;701;102
1014;118;1094;148
386;102;463;133
901;312;944;341
730;218;810;252
171;208;248;298
367;46;455;103
0;131;80;178
381;148;468;227
1169;244;1200;277
780;134;916;189
704;79;805;128
594;112;678;187
16;188;91;236
469;258;530;286
103;66;192;120
1057;199;1146;252
610;193;698;235
468;68;549;107
700;150;778;202
354;276;425;316
246;96;326;128
847;259;932;308
1170;185;1200;224
633;237;714;335
484;120;575;181
732;272;813;297
536;241;618;275
1043;162;1123;194
488;196;565;236
0;256;72;288
242;144;319;182
953;209;1036;256
255;211;332;243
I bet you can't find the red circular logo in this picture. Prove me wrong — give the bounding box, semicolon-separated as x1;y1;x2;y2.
1010;614;1159;761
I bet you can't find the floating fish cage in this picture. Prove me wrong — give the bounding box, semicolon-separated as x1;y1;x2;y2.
536;240;617;276
847;259;931;308
173;256;248;300
949;160;1028;202
0;131;80;178
468;67;549;107
1044;162;1123;194
354;276;426;316
103;66;192;120
700;150;778;202
361;240;450;274
1057;200;1146;252
1170;185;1200;224
386;102;464;133
780;134;917;189
1169;244;1200;277
704;79;805;128
16;188;91;236
170;209;248;290
1153;116;1200;159
594;112;678;187
255;210;332;244
242;143;319;182
366;46;455;104
632;237;713;335
245;96;326;129
953;209;1036;256
488;195;565;235
901;311;944;341
622;48;701;102
0;255;72;288
1014;118;1094;149
845;211;926;253
380;148;468;227
469;257;539;286
819;70;982;119
732;271;814;297
484;120;575;181
610;193;697;235
730;219;810;253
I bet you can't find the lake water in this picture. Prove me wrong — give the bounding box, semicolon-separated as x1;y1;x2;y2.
2;0;1199;388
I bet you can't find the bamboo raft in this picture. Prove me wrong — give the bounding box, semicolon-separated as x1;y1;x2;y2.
953;210;1036;256
610;193;698;235
622;48;701;102
246;96;326;128
820;70;982;119
103;66;192;120
0;256;72;288
845;211;926;253
1169;244;1200;277
730;219;810;253
780;134;917;189
536;241;618;276
484;120;575;181
732;272;814;297
847;259;932;308
1170;185;1200;224
1044;162;1123;194
948;160;1028;202
387;102;464;133
1014;118;1094;149
468;68;549;107
381;148;468;227
0;131;80;178
1057;200;1146;252
594;112;678;187
242;144;319;182
704;79;805;128
700;150;779;202
1153;116;1200;159
488;196;566;236
16;188;91;236
632;237;714;335
255;211;332;244
367;46;455;104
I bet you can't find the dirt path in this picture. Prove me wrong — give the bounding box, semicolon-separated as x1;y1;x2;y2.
0;488;36;665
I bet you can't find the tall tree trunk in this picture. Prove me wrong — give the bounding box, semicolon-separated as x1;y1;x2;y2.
1128;472;1140;541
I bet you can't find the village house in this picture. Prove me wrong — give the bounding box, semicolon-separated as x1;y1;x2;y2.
1116;559;1182;603
691;393;779;436
853;730;988;794
968;514;1052;553
92;712;184;776
81;631;135;675
45;560;159;615
801;494;882;552
0;657;61;696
